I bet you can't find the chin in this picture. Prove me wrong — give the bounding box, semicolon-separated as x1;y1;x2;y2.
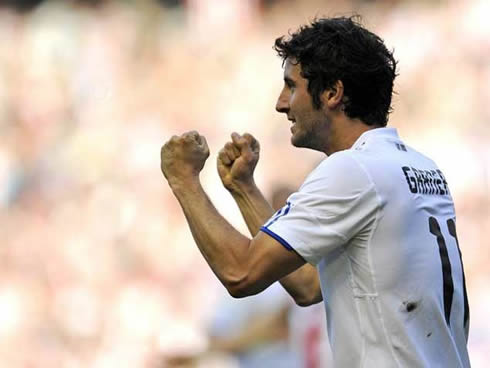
290;132;300;146
291;132;323;151
291;134;309;148
290;127;306;145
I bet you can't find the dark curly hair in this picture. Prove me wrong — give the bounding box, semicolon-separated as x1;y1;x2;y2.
274;16;398;126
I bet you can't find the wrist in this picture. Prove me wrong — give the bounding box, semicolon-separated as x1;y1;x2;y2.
229;179;258;197
167;175;201;194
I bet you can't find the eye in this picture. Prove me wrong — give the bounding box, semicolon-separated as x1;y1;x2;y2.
284;78;295;90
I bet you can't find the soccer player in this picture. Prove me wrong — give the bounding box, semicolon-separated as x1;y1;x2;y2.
160;17;470;367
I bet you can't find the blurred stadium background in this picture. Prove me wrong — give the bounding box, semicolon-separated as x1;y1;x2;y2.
0;0;488;367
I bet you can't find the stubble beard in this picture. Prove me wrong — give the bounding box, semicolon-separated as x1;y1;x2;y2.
291;117;330;153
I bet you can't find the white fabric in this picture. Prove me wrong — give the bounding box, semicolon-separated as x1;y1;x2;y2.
261;128;470;368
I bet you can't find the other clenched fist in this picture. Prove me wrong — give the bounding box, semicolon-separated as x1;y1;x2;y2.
161;131;209;185
217;132;260;193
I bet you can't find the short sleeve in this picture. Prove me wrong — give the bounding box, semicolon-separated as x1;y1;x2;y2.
260;152;380;266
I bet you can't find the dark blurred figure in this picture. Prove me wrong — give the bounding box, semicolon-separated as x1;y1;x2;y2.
157;0;183;8
70;0;109;9
0;0;45;12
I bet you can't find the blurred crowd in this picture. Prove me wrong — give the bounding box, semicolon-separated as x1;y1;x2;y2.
0;0;488;367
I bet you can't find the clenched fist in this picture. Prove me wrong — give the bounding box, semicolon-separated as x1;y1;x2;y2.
217;132;260;193
161;131;209;186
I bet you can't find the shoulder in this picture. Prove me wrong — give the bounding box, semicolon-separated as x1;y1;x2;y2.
300;150;373;195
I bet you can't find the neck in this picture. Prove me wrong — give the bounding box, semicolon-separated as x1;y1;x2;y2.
325;118;379;155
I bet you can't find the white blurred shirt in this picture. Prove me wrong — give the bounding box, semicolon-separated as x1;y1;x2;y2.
261;128;470;367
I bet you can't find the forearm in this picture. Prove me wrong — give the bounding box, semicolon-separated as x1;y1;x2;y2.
170;178;251;289
209;306;289;353
230;181;274;236
279;264;323;306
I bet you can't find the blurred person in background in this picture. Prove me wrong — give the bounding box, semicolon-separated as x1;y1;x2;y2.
202;281;298;368
161;16;471;367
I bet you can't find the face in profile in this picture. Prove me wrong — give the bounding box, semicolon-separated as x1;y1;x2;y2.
275;58;330;152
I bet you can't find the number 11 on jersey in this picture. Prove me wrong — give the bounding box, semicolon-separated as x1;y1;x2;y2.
428;217;469;330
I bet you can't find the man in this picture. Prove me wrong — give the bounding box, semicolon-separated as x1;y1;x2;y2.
160;17;470;367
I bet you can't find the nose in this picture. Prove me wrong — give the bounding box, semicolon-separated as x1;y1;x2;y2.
275;88;289;114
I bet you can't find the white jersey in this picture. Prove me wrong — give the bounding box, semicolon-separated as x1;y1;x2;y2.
260;128;470;367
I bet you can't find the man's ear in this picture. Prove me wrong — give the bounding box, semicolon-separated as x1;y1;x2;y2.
321;80;344;110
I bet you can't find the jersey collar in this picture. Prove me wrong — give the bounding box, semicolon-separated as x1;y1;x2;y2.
351;127;399;150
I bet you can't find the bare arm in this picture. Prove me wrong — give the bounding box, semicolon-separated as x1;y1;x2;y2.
217;133;322;306
161;131;305;297
231;180;322;306
209;304;290;354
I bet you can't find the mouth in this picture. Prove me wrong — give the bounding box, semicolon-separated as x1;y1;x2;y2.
288;118;296;124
